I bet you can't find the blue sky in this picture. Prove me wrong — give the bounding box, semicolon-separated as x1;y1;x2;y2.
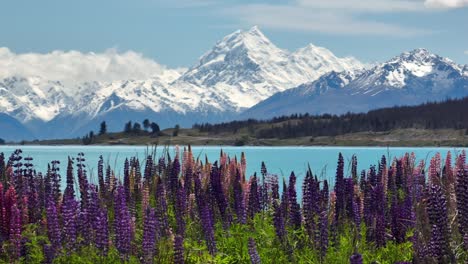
1;0;467;68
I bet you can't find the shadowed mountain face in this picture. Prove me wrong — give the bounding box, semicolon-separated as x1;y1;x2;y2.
243;49;468;119
0;113;34;141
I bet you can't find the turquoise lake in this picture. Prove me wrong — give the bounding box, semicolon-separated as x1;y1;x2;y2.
1;146;466;187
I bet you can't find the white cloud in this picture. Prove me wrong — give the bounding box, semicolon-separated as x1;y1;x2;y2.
297;0;425;12
425;0;468;9
465;50;468;55
0;47;182;87
225;3;431;37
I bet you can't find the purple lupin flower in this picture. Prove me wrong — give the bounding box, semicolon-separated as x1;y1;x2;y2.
43;244;54;264
95;207;109;256
61;192;78;251
170;156;181;200
114;185;132;259
173;234;185;264
260;162;268;212
233;169;245;224
428;225;444;261
456;168;468;237
194;172;217;255
124;158;130;203
248;173;260;220
334;153;345;223
359;170;366;192
280;179;289;224
373;183;386;247
0;183;5;239
351;155;358;184
288;172;301;229
9;203;21;260
87;185;100;245
210;162;229;224
175;179;187;235
0;152;5;178
352;196;361;229
248;237;261;264
65;157;74;198
273;200;286;241
303;170;318;240
144;155;154;182
319;211;328;258
155;178;169;237
349;253;363;264
76;152;88;210
321;180;329;211
46;196;61;255
50;160;61;205
344;178;355;221
4;185;18;239
142;207;157;264
97;155;105;197
427;184;450;260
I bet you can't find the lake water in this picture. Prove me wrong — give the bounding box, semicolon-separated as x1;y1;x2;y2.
0;145;466;187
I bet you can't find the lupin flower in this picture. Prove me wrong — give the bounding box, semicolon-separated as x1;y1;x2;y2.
334;153;345;223
344;178;355;221
9;203;21;259
61;192;78;251
302;171;318;239
319;212;328;258
97;156;105;197
349;253;363;264
194;173;217;255
5;185;18;239
124;158;130;203
46;196;61;254
248;173;260;220
456;168;468;237
248;237;261;264
233;169;245;223
65;157;74;198
288;172;301;229
170;156;181;200
175;179;187;235
427;184;450;259
273;200;286;241
210;163;229;223
95;207;109;256
173;234;185;264
155;179;170;237
142;207;157;263
114;185;132;259
43;244;54;264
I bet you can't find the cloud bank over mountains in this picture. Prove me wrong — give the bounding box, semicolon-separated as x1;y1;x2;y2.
0;47;183;88
424;0;468;9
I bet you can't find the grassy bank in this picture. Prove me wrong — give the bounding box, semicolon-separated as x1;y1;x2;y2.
20;127;468;147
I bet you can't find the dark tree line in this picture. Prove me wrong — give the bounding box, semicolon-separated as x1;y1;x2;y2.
124;119;160;134
193;97;468;139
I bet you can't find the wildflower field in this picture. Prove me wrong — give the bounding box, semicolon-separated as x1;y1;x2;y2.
0;147;467;263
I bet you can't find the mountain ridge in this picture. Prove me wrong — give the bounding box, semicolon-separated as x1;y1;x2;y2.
243;48;468;119
0;26;366;139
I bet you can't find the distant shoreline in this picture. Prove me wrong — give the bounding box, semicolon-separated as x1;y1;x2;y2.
10;128;468;148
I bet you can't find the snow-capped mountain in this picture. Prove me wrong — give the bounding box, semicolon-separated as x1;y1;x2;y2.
0;26;365;139
1;26;467;141
244;49;468;119
0;76;72;123
176;26;362;109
